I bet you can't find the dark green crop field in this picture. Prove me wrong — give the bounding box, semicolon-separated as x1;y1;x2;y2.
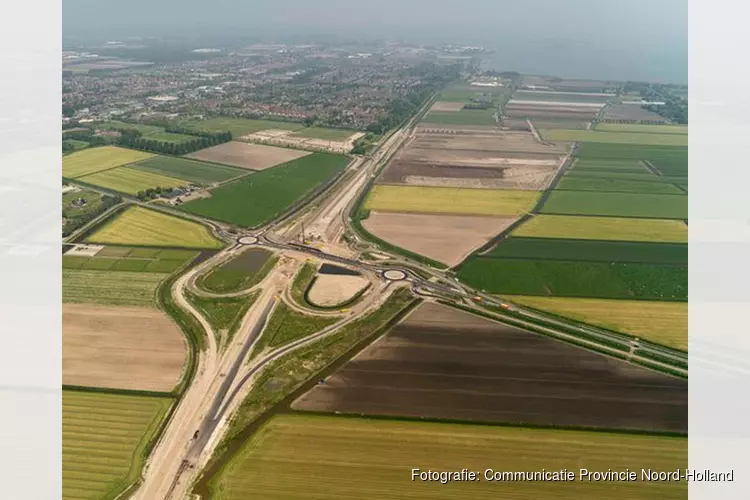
132;156;246;184
575;143;688;164
564;170;674;183
485;238;687;264
556;176;684;194
541;191;687;219
180;153;349;227
458;258;687;300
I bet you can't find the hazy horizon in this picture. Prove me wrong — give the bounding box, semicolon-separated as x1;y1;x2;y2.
63;0;687;83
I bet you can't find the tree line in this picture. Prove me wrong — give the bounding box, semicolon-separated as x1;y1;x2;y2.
115;127;232;155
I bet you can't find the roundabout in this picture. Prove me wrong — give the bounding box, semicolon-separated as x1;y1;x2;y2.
238;235;259;245
383;269;407;281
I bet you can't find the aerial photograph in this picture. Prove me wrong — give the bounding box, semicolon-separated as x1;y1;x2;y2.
61;1;687;499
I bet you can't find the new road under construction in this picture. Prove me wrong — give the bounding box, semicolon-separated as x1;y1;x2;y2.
85;96;690;500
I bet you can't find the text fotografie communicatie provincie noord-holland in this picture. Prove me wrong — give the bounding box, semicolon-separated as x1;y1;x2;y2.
411;468;734;484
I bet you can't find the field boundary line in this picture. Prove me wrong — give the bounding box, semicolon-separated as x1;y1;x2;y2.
286;410;688;439
62;385;176;399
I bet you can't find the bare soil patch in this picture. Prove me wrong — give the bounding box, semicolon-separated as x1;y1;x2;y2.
378;160;558;190
307;274;370;307
63;304;187;392
65;244;104;257
241;131;364;155
429;101;466;112
505;105;599;120
363;211;517;266
405;131;568;156
186;141;310;170
294;302;687;432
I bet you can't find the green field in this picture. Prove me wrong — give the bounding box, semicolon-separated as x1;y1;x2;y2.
207;414;686;500
575;143;688;164
78;166;186;195
131;156;246;184
197;248;276;293
565;170;675;183
179;117;305;138
87;206;224;249
486;238;687;264
96;120;165;136
649;158;689;177
252;302;340;357
63;247;197;274
504;295;687;350
595;123;688;134
186;290;259;344
542;129;688;146
457;258;687;300
365;185;539;216
556;176;684;194
292;127;357;141
63;269;166;306
63;139;90;153
180;153;349;227
146;131;195;143
513;215;687;243
541;191;687;219
572;158;649;172
422;108;497;126
63;390;172;500
63;146;155;178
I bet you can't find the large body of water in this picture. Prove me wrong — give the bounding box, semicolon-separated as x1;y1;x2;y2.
483;40;686;84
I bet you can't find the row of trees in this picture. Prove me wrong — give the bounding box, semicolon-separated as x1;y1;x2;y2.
116;128;232;155
135;186;182;201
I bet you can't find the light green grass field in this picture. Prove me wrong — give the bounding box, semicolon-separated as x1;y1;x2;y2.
63;269;165;306
595;123;688;134
422;108;497;126
503;295;687;350
146;131;195;143
542;129;688;146
63;146;155;178
541;191;687;219
208;414;686;500
96;120;164;136
87;206;223;249
292;127;357;141
179;117;305;137
513;215;687;243
78;166;186;195
365;185;539;216
63;391;172;500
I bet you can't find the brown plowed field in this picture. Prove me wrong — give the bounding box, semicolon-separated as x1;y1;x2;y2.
416;124;505;135
407;131;568;155
186;141;310;170
378;160;557;191
63;304;187;392
363;212;516;266
294;302;687;432
429;101;465;112
505;106;599;120
403;148;561;163
601;104;668;123
529;119;593;130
